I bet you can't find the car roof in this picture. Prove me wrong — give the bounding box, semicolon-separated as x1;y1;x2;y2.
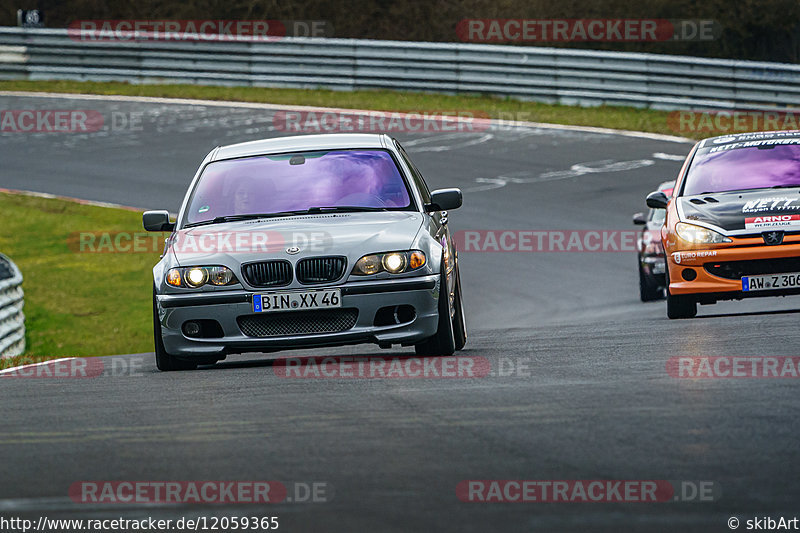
212;134;390;161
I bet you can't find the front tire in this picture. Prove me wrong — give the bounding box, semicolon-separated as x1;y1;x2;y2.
415;264;457;357
452;267;467;351
665;270;697;319
153;288;197;371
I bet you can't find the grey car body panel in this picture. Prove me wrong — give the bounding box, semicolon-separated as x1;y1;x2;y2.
151;133;459;358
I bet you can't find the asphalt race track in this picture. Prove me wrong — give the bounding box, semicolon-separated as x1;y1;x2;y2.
2;93;800;532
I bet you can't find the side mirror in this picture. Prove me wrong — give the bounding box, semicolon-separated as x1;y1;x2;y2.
632;212;647;225
426;188;462;211
646;191;669;209
143;210;175;232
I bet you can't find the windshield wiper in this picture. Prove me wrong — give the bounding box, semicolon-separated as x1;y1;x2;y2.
305;206;389;213
183;211;310;228
695;185;800;195
183;207;390;228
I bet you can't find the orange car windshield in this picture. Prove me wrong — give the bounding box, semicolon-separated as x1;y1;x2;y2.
684;144;800;196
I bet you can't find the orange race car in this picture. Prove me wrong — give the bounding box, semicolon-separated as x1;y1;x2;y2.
646;130;800;319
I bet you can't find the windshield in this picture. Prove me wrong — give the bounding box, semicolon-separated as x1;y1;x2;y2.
682;144;800;196
184;149;413;225
649;208;666;224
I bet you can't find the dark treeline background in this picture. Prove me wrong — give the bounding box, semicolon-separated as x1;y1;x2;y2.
1;0;799;63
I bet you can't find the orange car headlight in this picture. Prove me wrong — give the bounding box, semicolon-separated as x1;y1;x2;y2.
675;222;731;245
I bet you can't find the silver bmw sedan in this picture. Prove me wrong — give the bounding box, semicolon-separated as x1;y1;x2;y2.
144;133;466;371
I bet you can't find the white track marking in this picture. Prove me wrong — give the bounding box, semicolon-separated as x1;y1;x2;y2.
0;496;177;512
0;90;694;143
401;133;494;152
0;187;145;211
465;159;656;192
0;357;75;374
652;152;689;161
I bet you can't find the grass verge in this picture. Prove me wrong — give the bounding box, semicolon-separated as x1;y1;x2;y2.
0;80;691;138
0;191;156;365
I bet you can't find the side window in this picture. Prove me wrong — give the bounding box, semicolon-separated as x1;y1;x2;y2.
395;141;432;204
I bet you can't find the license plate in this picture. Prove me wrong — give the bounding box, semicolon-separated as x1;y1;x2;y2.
253;289;341;312
742;273;800;292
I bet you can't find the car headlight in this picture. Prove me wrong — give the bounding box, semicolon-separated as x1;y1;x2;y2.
382;253;406;274
675;222;732;244
166;266;238;288
352;251;426;276
185;267;208;288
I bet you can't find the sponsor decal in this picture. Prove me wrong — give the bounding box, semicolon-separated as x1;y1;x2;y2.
672;251;717;264
745;214;800;230
708;138;800;153
741;197;800;214
704;131;800;147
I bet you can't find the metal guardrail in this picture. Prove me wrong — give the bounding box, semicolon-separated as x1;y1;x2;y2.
0;252;25;359
0;27;799;110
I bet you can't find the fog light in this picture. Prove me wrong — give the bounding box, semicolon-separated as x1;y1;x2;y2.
394;305;416;324
682;268;698;281
184;321;201;336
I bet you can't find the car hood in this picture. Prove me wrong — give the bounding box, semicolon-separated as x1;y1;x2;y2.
169;211;425;266
678;188;800;232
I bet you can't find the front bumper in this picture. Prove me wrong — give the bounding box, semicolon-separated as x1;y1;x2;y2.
156;275;440;357
667;243;800;302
